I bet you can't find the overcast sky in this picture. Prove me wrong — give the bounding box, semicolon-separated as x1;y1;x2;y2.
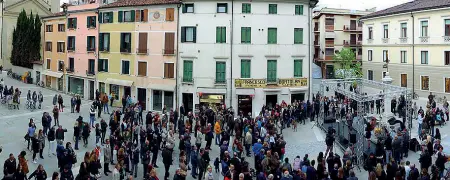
316;0;412;11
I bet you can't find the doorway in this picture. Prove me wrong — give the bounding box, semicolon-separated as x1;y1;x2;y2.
89;80;95;100
238;95;252;117
124;86;131;97
182;93;193;114
291;93;305;103
326;65;334;79
137;88;147;110
266;94;277;109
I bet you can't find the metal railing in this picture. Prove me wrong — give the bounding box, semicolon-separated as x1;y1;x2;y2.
136;48;148;54
163;49;176;55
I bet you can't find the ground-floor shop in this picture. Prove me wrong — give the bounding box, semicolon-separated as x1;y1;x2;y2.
42;71;63;91
67;76;95;100
178;86;228;115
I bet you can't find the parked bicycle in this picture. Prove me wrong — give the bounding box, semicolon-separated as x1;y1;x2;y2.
413;92;419;100
25;100;36;111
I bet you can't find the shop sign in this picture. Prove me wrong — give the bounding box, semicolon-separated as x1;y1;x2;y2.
278;78;308;87
235;79;266;88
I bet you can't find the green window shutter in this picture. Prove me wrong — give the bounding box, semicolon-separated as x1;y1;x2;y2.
74;18;77;29
86;36;89;51
222;27;226;43
216;27;221;43
294;28;303;44
120;33;123;50
99;33;104;51
97;59;102;71
241;27;245;43
242;4;251;13
128;34;132;50
67;19;70;28
99;13;103;23
269;4;277;14
118;11;123;22
242;4;246;13
93;16;96;27
216;62;225;83
241;60;250;78
182;4;187;13
107;34;110;51
105;60;108;72
181;27;186;42
294;60;303;77
183;61;193;82
131;10;136;22
73;37;76;49
268;28;277;44
267;60;277;82
87;17;90;28
192;27;197;43
109;12;114;23
300;5;304;15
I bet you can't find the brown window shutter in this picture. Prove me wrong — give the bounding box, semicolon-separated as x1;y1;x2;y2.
166;8;174;21
164;64;168;78
168;63;174;78
164;32;175;54
136;10;141;22
138;33;148;53
138;62;147;76
143;9;149;22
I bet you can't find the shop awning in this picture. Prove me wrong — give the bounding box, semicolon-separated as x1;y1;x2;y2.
43;71;63;78
105;78;133;87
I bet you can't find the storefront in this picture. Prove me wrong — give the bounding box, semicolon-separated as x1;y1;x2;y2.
104;78;134;107
68;77;84;96
238;95;253;117
199;94;225;109
43;71;63;90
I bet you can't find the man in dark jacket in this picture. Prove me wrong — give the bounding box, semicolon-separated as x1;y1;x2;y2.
3;153;16;179
384;135;393;164
141;150;150;177
197;148;206;180
145;112;152;128
131;144;140;178
190;146;198;179
162;147;172;180
180;104;185;120
55;125;67;142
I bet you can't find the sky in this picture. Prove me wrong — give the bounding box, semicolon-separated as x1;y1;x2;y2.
316;0;412;11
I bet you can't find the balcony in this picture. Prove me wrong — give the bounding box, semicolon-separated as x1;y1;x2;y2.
86;70;95;76
382;38;389;44
314;41;320;46
325;40;334;47
182;78;194;84
120;48;131;54
325;25;334;31
343;40;361;47
67;47;75;52
343;25;362;32
399;37;408;43
325;55;334;60
215;79;226;85
444;36;450;43
66;68;74;73
314;26;319;32
136;48;148;55
163;49;176;56
86;47;95;52
419;37;429;43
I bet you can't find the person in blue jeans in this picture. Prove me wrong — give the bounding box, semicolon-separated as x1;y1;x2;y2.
73;122;80;150
89;105;96;128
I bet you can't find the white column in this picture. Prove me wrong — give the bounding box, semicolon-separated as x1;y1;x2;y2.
382;72;393;120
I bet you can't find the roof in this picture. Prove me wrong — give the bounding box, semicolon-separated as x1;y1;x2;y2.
313;7;373;19
42;12;66;19
361;0;450;20
99;0;180;9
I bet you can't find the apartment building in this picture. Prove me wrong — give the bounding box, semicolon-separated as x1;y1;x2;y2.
178;0;317;116
313;8;373;79
361;0;450;97
97;0;179;111
42;13;67;91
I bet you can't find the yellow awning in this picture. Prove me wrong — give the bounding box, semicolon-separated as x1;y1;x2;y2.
105;78;133;87
43;71;63;78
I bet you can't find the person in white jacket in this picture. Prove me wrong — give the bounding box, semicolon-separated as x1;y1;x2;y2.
112;164;121;180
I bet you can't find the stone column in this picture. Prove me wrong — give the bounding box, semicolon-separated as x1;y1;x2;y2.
382;72;393;120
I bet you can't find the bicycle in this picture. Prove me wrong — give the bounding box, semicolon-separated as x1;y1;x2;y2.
36;81;44;87
413;92;419;100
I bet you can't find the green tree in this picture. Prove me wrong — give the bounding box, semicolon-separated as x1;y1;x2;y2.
10;9;41;69
333;48;362;79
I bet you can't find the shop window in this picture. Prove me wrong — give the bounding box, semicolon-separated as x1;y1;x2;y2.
164;91;174;110
446;78;450;93
421;76;429;90
110;84;119;100
153;90;162;111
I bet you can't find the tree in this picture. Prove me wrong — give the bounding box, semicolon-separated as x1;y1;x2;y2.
10;9;41;69
333;48;362;79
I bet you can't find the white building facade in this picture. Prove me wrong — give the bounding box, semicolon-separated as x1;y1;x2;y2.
178;0;316;116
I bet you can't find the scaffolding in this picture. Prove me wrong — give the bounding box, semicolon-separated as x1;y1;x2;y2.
317;78;412;166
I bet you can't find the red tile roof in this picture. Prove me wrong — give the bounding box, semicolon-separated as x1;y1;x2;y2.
42;12;66;19
361;0;450;20
99;0;180;9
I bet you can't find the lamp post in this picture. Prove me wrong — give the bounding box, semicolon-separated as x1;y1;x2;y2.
382;58;393;121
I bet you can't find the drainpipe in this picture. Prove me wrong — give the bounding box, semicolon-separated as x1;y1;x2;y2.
95;9;100;94
229;0;234;109
308;4;312;100
175;3;181;110
1;0;3;66
411;12;415;97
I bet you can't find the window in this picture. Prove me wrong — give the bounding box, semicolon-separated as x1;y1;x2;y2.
121;60;130;75
68;58;74;72
267;60;277;83
164;63;174;78
421;21;428;37
87;36;95;51
367;70;373;80
400;51;407;63
217;3;228;13
88;59;95;74
445;78;450;93
46;59;51;69
421;76;429;90
99;33;110;51
216;27;226;43
98;59;108;72
137;61;147;76
400;23;407;37
138;32;148;54
242;3;251;14
153;90;162;111
241;27;251;44
294;28;303;44
268;28;277;44
325;19;334;25
325;48;334;56
58;24;65;32
216;62;226;83
166;8;175;21
445;51;450;65
383;50;388;62
383;24;389;38
110;84;119;100
164;91;174;111
119;10;135;22
183;60;193;82
87;16;96;28
58;61;64;72
295;5;303;15
46;25;53;32
183;4;194;13
45;42;52;51
164;33;175;55
57;42;65;53
269;4;277;14
100;12;114;23
368;27;373;39
68;18;77;29
401;74;407;87
421;51;428;64
241;60;251;78
445;19;450;36
181;27;196;43
67;36;75;51
368;50;372;61
120;33;131;53
294;59;303;77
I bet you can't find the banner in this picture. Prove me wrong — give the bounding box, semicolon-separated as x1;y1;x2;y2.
278;78;308;87
235;79;266;88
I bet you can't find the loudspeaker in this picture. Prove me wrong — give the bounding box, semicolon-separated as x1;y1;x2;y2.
324;116;336;124
350;133;357;144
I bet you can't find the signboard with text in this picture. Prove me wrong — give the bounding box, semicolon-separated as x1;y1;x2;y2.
278;78;308;87
235;78;308;88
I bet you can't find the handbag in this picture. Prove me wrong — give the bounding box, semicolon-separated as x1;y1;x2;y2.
24;133;30;141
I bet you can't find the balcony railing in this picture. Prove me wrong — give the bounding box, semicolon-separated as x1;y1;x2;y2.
120;48;131;53
419;37;429;43
399;37;408;43
215;79;226;84
382;38;389;44
136;48;148;54
343;40;361;46
66;68;74;73
67;47;75;52
444;36;450;43
86;70;95;76
86;47;95;52
182;78;194;84
343;25;362;31
163;49;176;56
